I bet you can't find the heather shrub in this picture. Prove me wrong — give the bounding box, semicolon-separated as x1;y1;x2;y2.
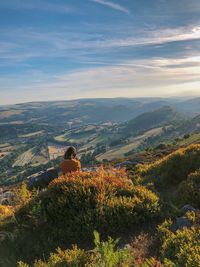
142;257;163;267
158;220;200;267
104;186;160;233
17;168;160;237
136;145;200;186
18;246;91;267
177;169;200;208
13;182;33;207
0;205;14;220
14;168;159;261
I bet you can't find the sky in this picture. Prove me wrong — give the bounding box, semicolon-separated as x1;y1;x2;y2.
0;0;200;105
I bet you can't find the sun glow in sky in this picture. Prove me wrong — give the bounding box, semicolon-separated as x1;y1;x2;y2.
0;0;200;105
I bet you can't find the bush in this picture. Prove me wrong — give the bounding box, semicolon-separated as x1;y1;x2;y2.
158;220;200;267
14;182;33;207
177;170;200;208
17;231;133;267
0;205;14;220
14;168;159;262
18;246;91;267
136;145;200;186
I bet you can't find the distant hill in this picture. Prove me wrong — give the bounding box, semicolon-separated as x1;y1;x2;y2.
175;97;200;116
178;114;200;133
130;113;200;154
124;106;180;135
0;97;193;126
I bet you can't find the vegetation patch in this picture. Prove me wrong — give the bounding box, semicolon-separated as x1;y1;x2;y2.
136;144;200;186
158;220;200;267
177;169;200;208
2;168;160;264
17;231;133;267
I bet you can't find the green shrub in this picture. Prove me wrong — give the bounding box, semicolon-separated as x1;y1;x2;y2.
16;168;160;239
17;231;133;267
92;230;132;267
142;257;163;267
14;168;159;262
158;221;200;267
136;145;200;186
177;169;200;208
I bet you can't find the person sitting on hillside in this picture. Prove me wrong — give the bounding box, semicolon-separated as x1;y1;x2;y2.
60;146;81;175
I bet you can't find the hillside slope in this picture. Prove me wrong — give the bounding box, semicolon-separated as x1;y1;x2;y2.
0;145;200;266
124;106;180;135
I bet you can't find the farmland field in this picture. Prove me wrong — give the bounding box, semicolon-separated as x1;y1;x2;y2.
18;131;44;138
48;144;67;160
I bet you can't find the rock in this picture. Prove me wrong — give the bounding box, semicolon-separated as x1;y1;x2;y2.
180;205;196;215
3;191;14;199
27;167;58;190
171;216;192;232
114;160;139;168
0;191;15;205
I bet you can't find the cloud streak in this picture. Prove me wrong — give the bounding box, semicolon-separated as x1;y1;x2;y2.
1;24;200;64
90;0;130;14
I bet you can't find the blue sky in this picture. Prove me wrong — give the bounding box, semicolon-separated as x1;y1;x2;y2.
0;0;200;105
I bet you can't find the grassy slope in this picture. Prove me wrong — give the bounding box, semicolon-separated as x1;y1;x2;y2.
133;144;200;206
178;132;200;146
13;147;49;167
97;127;163;161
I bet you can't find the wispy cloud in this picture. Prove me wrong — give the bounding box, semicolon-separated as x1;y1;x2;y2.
1;24;200;65
90;0;130;14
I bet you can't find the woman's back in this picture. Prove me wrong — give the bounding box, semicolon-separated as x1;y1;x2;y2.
60;146;81;175
60;158;81;174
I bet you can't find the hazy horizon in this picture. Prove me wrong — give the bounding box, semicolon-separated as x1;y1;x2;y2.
1;0;200;105
1;95;200;107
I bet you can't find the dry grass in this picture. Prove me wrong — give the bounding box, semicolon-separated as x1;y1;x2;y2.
18;131;44;138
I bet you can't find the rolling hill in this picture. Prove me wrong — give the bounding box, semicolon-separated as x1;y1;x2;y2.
0;97;194;126
124;106;180;135
1;97;200;186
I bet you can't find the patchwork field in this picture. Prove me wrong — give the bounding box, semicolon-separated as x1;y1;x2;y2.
18;130;44;138
13;147;49;167
48;144;67;160
55;125;105;144
0;143;21;159
178;132;200;146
